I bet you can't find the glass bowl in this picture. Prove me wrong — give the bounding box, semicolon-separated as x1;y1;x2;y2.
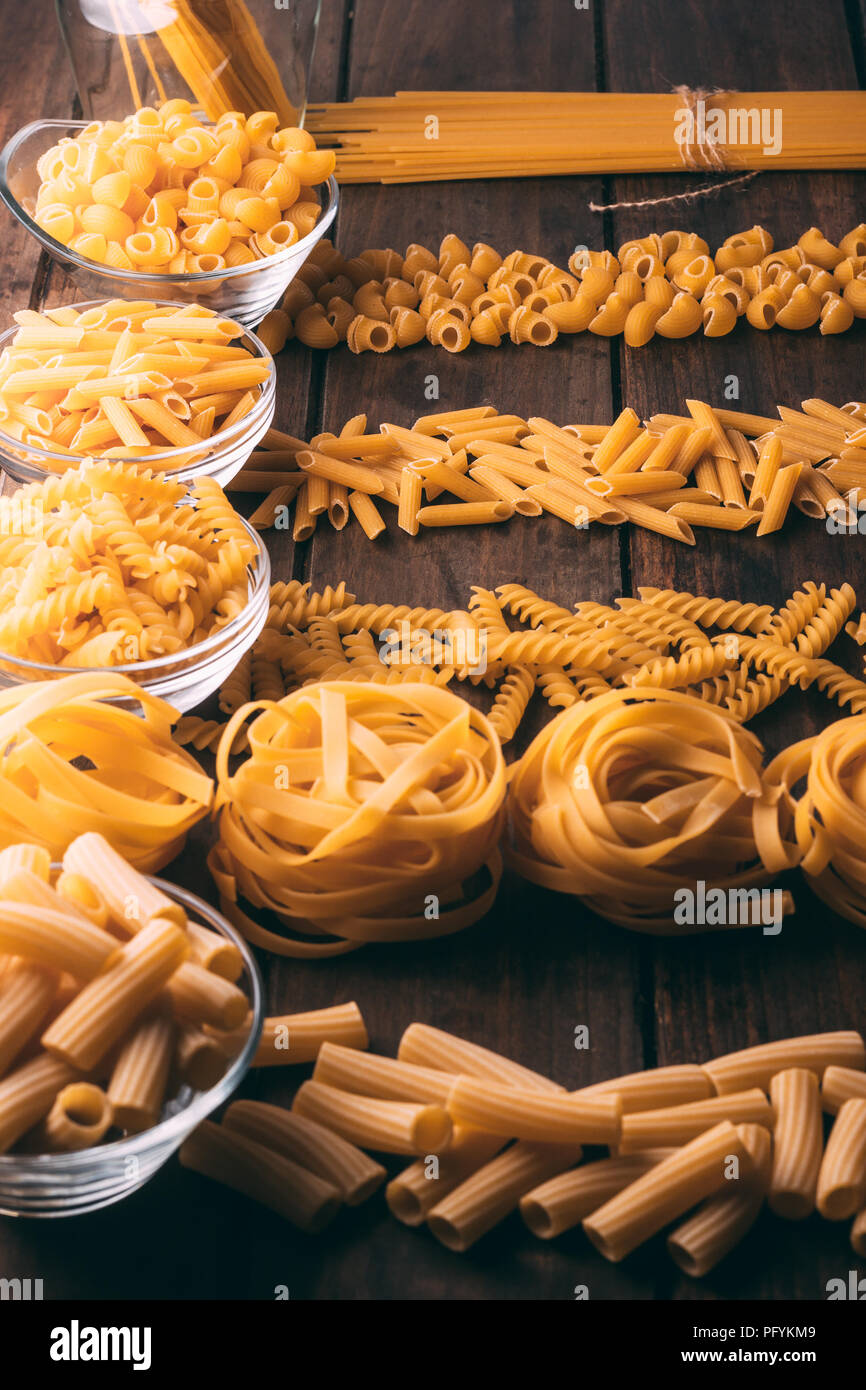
0;299;276;488
0;513;271;713
0;878;264;1217
0;119;339;329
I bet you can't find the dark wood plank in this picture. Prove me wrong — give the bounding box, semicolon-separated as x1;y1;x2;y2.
603;0;866;1299
0;14;78;314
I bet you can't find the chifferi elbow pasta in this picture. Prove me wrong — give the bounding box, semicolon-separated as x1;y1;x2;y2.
33;102;334;274
270;221;866;359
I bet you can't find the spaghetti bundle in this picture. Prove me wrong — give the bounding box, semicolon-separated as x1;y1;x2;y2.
306;90;866;183
507;687;799;932
208;682;507;955
768;716;866;927
0;674;213;870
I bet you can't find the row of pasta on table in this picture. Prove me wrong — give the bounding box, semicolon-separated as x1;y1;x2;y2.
4;572;866;950
178;1014;866;1274
256;220;866;356
196;572;866;951
0;834;253;1154
236;396;866;545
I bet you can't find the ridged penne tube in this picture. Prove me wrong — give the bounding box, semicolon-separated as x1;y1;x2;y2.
397;466;423;535
293;1079;452;1156
386;1129;507;1225
179;1121;342;1233
446;1075;621;1145
520;1151;674;1239
427;1140;583;1251
704;1032;866;1094
667;1123;772;1277
166;961;248;1031
822;1065;866;1114
618;1089;772;1152
314;1041;453;1105
0;843;51;884
232;1003;369;1067
348;490;386;539
0;903;115;980
397;1022;564;1093
184;922;244;982
574;1063;713;1113
54;872;111;929
174;1023;227;1091
223;1100;386;1206
0;961;58;1076
63;833;186;933
1;869;96;927
583;1121;753;1263
42;918;188;1071
0;1052;77;1153
816;1099;866;1219
767;1068;823;1219
42;1082;113;1151
108;1009;175;1132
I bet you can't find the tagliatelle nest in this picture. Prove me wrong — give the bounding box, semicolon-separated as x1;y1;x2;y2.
768;714;866;928
507;686;800;933
0;673;213;870
208;682;507;956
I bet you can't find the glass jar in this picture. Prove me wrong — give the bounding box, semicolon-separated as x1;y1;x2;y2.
55;0;323;127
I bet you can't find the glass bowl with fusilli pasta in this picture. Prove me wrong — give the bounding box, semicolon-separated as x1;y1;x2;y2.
0;876;264;1218
0;478;271;713
0;118;338;330
0;298;277;489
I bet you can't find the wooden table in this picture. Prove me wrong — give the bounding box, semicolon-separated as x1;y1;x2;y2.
1;0;864;1301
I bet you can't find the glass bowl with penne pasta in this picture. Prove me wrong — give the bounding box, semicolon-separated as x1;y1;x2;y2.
0;864;263;1217
0;298;277;487
0;477;271;712
0;117;338;329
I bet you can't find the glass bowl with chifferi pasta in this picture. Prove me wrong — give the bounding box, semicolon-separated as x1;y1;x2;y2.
0;879;263;1217
0;120;338;330
0;299;277;489
0;510;271;713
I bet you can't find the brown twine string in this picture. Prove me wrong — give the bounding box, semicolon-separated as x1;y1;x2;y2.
588;85;760;213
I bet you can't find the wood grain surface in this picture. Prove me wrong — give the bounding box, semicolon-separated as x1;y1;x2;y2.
0;0;864;1301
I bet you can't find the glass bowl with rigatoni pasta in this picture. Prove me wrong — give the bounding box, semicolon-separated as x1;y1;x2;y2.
0;859;263;1217
0;298;276;488
0;469;271;712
